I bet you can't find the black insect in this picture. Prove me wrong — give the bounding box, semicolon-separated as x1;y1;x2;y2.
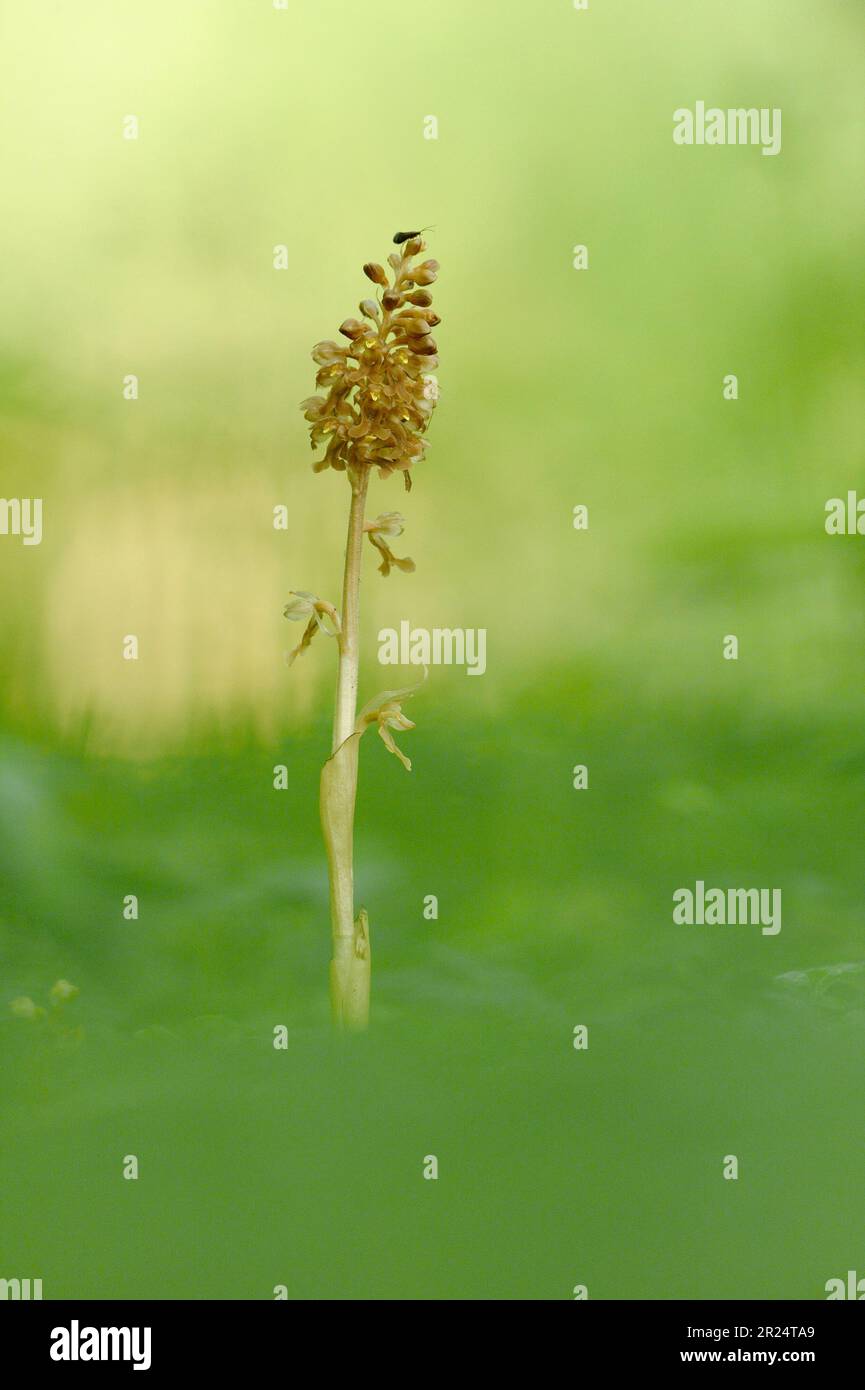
393;226;433;244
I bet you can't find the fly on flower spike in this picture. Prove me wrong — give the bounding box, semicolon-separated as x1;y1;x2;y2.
392;225;434;244
289;231;441;1029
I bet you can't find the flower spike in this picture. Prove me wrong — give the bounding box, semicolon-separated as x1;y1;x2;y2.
300;237;440;485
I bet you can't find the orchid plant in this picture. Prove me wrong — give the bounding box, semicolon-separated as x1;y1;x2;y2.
286;233;440;1028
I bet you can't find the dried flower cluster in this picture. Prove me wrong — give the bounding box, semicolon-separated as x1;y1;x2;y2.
300;236;440;489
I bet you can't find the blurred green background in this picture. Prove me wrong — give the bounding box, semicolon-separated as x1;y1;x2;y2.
1;0;864;1299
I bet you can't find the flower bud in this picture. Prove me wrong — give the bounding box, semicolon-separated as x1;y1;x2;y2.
425;311;441;327
382;290;402;310
338;318;364;339
406;290;433;307
405;237;425;255
412;260;439;285
359;298;380;320
397;315;431;335
410;335;437;355
363;261;388;285
311;340;344;365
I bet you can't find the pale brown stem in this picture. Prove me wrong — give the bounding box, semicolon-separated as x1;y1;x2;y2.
323;466;371;1028
332;469;370;751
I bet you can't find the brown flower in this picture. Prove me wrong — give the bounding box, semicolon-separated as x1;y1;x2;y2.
302;236;440;489
355;677;426;772
283;591;341;665
363;513;416;577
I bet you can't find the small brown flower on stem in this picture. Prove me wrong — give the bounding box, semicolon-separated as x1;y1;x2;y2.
364;513;416;577
283;591;340;665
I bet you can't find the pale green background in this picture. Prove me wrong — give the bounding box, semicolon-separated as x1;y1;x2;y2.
1;0;863;1299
